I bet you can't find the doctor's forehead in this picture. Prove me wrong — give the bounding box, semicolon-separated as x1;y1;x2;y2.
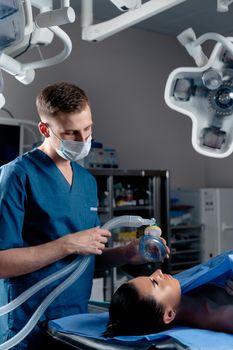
50;108;93;128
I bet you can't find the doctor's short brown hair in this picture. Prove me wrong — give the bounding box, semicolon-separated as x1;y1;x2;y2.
36;82;89;119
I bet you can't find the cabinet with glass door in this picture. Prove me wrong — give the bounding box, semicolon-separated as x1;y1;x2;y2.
90;169;170;301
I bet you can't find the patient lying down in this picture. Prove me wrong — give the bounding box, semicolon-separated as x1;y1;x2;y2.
104;269;233;337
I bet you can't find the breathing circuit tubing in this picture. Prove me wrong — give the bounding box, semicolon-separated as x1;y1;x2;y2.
0;215;155;349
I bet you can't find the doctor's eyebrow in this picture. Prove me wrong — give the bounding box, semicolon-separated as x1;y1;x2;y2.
65;125;93;133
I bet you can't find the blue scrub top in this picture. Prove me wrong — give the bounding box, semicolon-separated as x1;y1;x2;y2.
0;148;100;346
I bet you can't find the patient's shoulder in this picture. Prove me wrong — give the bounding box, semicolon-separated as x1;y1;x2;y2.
176;294;233;333
188;284;233;306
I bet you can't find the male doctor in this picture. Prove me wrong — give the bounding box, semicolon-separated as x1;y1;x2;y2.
0;82;169;349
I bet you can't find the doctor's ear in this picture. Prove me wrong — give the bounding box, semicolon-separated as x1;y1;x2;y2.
163;308;176;324
38;122;50;138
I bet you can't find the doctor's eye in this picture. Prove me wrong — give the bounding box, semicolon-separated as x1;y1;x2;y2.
64;131;76;135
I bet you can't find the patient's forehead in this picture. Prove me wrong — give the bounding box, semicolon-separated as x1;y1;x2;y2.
129;277;154;297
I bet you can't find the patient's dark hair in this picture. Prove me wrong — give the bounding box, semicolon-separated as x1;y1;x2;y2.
103;282;167;337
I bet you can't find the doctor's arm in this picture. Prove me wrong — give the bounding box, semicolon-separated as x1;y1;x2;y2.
0;227;111;278
95;237;170;269
95;239;142;270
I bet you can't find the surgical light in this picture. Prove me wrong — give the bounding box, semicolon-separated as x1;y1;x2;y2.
202;69;223;90
165;28;233;158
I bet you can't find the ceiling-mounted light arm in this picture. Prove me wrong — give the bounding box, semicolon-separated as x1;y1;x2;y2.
35;7;75;28
80;0;93;29
23;25;72;70
195;32;233;56
0;94;5;109
178;28;233;67
0;53;35;84
217;0;233;12
23;0;34;36
61;0;71;8
110;0;142;12
0;26;72;77
0;26;72;84
177;28;208;67
0;70;5;109
33;0;75;28
81;0;187;42
0;27;72;80
31;0;53;12
23;0;74;65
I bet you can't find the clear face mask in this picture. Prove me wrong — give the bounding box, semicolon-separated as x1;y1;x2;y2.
50;128;92;161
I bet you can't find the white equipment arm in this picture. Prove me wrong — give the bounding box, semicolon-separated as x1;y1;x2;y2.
0;25;72;84
217;0;233;12
81;0;187;42
22;26;72;71
0;0;75;107
178;27;233;67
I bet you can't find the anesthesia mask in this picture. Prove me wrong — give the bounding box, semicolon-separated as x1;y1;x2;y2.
139;224;167;262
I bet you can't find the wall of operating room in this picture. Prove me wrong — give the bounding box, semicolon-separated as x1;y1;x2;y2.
1;20;232;189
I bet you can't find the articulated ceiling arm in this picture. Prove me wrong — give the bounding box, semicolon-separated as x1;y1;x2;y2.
22;25;72;71
81;0;187;42
217;0;233;12
177;27;233;67
0;0;75;106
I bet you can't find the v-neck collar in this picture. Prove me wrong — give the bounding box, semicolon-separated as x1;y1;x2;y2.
34;148;76;193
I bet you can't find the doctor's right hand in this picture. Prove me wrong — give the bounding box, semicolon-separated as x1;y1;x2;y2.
63;227;111;256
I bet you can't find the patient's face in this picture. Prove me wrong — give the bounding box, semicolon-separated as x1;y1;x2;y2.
129;269;181;309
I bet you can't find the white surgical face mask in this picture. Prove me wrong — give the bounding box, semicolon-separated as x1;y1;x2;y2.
50;128;92;161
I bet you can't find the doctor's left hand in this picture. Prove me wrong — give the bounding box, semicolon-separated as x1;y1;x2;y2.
124;237;170;265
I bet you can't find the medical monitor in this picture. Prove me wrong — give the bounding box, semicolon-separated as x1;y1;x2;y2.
0;124;20;166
